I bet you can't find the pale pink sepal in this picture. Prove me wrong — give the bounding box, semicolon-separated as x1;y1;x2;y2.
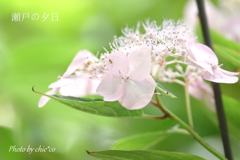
127;46;152;81
188;76;215;111
203;68;239;83
59;76;101;97
107;52;129;78
97;45;155;110
62;50;93;77
96;72;124;101
38;88;60;108
186;42;239;83
119;75;155;110
186;42;218;74
48;76;78;88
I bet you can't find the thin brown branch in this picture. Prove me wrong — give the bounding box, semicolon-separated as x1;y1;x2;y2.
150;100;166;113
150;100;159;107
154;113;169;120
150;100;169;119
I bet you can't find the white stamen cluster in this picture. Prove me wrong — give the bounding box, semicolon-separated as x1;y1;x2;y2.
76;19;200;85
109;19;195;61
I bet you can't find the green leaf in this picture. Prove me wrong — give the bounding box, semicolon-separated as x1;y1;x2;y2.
213;44;240;68
156;83;177;98
111;131;170;150
51;95;143;117
223;95;240;139
111;128;189;150
206;95;240;140
210;29;240;51
87;150;206;160
34;89;143;117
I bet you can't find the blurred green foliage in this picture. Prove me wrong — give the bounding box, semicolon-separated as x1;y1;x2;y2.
0;0;240;160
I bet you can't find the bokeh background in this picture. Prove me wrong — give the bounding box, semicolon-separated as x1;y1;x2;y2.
0;0;239;160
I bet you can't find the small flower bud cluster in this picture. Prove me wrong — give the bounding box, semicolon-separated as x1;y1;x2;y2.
108;20;195;65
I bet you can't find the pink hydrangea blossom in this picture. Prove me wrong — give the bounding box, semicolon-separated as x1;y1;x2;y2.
223;15;240;42
184;0;240;42
96;45;155;110
188;75;215;111
38;19;239;110
184;0;226;32
38;50;100;107
186;42;239;83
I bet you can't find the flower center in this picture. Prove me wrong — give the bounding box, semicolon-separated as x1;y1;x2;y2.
120;76;130;84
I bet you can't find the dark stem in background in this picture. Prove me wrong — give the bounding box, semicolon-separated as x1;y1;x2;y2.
195;0;233;160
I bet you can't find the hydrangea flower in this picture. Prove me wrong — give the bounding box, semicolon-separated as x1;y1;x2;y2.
184;0;240;42
38;50;100;107
186;42;239;83
187;72;215;111
38;19;239;110
97;45;155;110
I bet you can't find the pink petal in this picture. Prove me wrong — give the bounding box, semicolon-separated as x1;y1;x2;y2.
48;76;78;88
107;51;129;77
188;83;202;100
186;42;218;73
128;45;152;81
188;76;215;111
62;50;93;77
119;75;155;110
60;76;101;96
203;68;239;83
188;76;213;100
96;72;124;101
187;57;214;74
38;88;59;108
90;78;102;94
218;68;240;76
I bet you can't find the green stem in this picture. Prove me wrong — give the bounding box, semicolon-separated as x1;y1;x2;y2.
155;94;227;160
184;83;194;129
167;127;190;136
